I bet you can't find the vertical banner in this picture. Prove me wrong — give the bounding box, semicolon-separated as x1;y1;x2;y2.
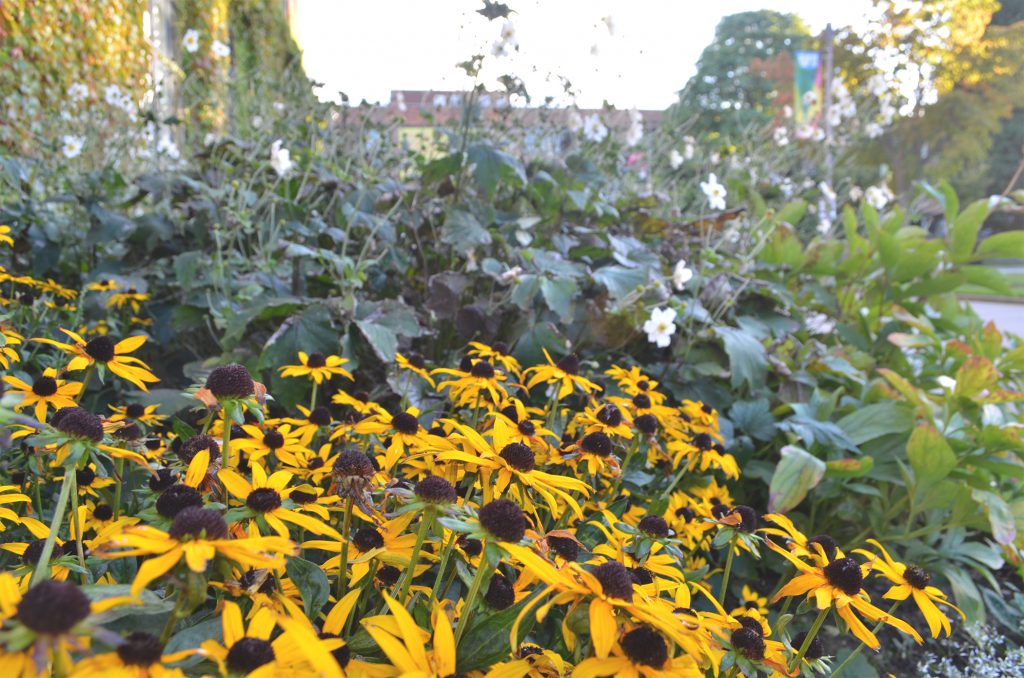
793;50;823;125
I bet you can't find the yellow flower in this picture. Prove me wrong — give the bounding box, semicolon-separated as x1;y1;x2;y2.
363;595;459;677
396;351;436;387
33;329;158;391
0;325;22;369
200;600;342;677
70;631;195;677
573;626;703;677
433;358;510;408
854;539;965;638
468;340;522;376
0;224;13;247
86;278;120;292
769;542;922;650
98;506;295;596
219;461;342;539
279;351;353;384
523;349;601;400
729;585;769;618
2;367;82;421
108;402;167;427
107;289;149;313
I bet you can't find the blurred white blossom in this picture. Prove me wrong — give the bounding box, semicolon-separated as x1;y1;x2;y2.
270;139;293;177
61;134;84;158
643;307;677;348
669;149;684;169
67;83;88;102
182;29;200;54
211;39;231;58
582;114;607;143
672;260;693;290
773;127;789;146
701;173;727;210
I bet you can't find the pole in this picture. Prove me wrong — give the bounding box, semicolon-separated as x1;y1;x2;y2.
822;24;836;223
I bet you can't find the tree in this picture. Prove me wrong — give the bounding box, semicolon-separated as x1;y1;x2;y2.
667;11;813;140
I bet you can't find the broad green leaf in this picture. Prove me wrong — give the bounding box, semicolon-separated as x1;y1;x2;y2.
961;265;1011;295
355;319;398;363
906;424;957;485
467;143;526;197
441;209;491;252
824;456;874;479
456;594;539;671
729;399;776;441
285;556;330;621
971;489;1017;545
776;199;806;225
950;199;990;263
767;445;825;513
540;277;577;321
837;403;914;445
975;230;1024;260
714;326;768;390
592;265;648;300
955;356;999;399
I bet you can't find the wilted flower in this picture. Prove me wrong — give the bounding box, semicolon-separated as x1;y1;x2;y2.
701;173;727;210
643;307;677;348
672;260;693;290
61;135;84;159
182;28;200;53
270;140;293;177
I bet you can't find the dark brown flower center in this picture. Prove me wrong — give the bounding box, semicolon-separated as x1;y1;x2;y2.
596;404;623;427
16;580;91;635
246;488;282;513
116;631;164;666
125;403;146;419
730;627;766;660
306;352;327;368
84;336;116;362
226;637;275;674
904;565;931;589
205;364;255;399
156;484;203;518
392;412;420;435
168;506;229;541
592;561;633;601
499;442;535;472
415;475;457;504
638;515;669;538
32;376;58;396
93;503;114;521
621;627;668;668
555;353;579;375
580;431;612;457
823;557;863;596
52;407;104;442
478;499;526;542
470;361;495;378
262;430;285;449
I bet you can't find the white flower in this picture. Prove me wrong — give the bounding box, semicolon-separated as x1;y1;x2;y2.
567;111;583;133
865;184;890;210
499;265;524;284
700;173;727;210
805;312;836;334
818;182;836;203
273;101;286;112
104;84;123;106
773;126;789;146
783;105;793;119
624;108;643;147
182;29;200;54
865;122;884;139
816;218;832;235
937;375;957;391
582;114;607;143
270;139;293;177
682;136;696;160
67;83;88;102
252;115;263;128
61;134;84;158
811;127;826;142
669;149;683;170
156;131;180;160
672;260;693;290
643;307;677;348
211;39;231;58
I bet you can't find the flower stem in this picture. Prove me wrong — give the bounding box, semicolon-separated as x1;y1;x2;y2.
828;601;899;678
430;531;458;600
659;461;689;500
310;384;318;411
336;496;354;598
68;472;87;582
395;512;432;606
717;535;737;606
221;414;233;468
788;606;831;673
113;458;125;520
454;549;493;646
159;590;188;644
75;365;94;404
29;469;75;586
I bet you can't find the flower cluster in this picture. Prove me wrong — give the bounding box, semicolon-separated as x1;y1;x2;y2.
0;289;963;676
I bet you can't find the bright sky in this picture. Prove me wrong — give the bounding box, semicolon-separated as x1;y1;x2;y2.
293;0;872;110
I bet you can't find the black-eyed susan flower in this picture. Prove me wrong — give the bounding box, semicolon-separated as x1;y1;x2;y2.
468;340;522;377
0;225;13;247
523;350;601;400
219;461;342;539
0;485;31;533
396;351;436;387
86;278;120;292
769;544;922;650
199;600;342;677
232;422;310;464
3;368;82;422
69;630;194;677
98;506;295;595
433;358;510;408
350;406;449;471
279;351;353;384
107;288;150;313
33;329;158;391
0;325;23;369
108;402;167;428
362;595;458;677
853;539;964;637
573;625;702;677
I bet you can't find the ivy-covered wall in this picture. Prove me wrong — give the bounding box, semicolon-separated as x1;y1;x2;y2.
0;0;150;151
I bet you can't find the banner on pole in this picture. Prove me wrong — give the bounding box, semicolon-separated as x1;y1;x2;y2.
793;50;823;125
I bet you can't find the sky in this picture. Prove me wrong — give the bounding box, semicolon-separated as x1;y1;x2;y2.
292;0;874;111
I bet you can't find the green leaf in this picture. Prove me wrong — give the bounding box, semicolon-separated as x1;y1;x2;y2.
837;403;915;445
906;424;957;485
729;399;776;441
356;320;398;363
975;230;1024;260
955;356;998;399
166;616;223;656
713;326;767;390
442;209;491;253
776;199;807;225
456;594;538;671
767;445;826;513
971;489;1017;545
286;556;330;621
950;199;990;263
467;143;526;197
824;456;875;479
592;265;648;300
961;265;1011;294
540;277;576;321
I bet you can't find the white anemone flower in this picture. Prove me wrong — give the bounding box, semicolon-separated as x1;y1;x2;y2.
643;307;678;348
211;39;231;58
61;135;84;158
582;114;608;143
700;173;727;211
672;260;693;290
270;139;293;177
669;149;684;170
182;28;200;54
